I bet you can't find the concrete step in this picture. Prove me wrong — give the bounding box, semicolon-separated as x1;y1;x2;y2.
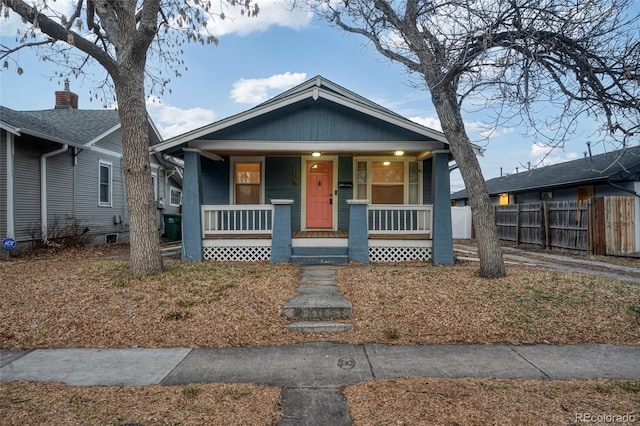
291;246;348;256
290;255;349;265
285;321;354;334
283;294;352;319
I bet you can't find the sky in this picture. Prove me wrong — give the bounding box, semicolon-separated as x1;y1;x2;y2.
0;0;630;194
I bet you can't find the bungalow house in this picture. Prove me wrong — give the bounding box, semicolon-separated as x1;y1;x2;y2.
152;76;455;264
0;82;182;254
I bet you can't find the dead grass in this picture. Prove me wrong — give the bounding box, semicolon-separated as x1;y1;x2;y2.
344;378;640;425
1;247;638;348
1;245;639;424
0;381;282;425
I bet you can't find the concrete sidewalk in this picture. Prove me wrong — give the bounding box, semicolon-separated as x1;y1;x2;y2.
2;342;639;387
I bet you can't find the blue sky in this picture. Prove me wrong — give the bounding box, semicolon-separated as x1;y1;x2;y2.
0;1;621;193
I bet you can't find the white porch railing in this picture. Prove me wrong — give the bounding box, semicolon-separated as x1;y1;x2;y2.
367;204;433;235
202;205;274;236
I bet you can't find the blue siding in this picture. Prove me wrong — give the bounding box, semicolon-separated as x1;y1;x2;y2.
338;156;353;230
423;159;433;204
265;157;301;230
199;100;426;142
201;157;229;204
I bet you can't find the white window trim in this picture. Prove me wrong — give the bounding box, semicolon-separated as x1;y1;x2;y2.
98;160;113;207
353;156;423;205
151;171;158;201
169;186;182;207
230;156;265;204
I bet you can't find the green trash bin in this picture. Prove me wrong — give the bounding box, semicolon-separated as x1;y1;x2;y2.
163;214;182;241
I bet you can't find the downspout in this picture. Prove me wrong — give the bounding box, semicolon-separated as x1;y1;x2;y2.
6;133;15;238
41;144;69;241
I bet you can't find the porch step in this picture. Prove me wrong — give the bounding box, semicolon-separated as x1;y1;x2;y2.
290;255;349;265
283;294;352;319
285;321;354;334
291;246;349;265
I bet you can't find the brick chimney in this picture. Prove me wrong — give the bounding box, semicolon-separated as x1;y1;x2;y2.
55;79;79;109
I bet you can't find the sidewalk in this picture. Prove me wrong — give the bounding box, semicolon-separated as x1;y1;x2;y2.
2;342;639;387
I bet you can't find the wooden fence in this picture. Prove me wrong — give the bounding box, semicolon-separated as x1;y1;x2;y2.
494;196;636;254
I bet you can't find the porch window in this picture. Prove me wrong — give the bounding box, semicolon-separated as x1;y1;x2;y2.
355;159;421;204
170;186;182;206
233;160;263;204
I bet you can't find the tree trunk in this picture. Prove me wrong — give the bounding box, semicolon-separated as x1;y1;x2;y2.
114;70;164;275
431;87;507;278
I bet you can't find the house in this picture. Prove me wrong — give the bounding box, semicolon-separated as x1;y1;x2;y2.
0;82;182;253
451;145;640;207
450;145;640;253
152;76;456;264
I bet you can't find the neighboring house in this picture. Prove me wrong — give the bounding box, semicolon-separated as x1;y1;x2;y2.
451;145;640;206
451;145;640;253
0;82;181;253
152;75;456;264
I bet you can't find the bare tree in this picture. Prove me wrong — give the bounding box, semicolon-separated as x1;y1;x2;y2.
1;0;258;274
315;0;639;278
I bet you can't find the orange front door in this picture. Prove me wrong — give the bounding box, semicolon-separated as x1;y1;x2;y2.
306;161;333;228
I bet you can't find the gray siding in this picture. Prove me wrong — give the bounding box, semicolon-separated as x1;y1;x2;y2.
265;157;302;231
206;100;426;142
338;156;353;231
13;137;49;242
95;128;124;154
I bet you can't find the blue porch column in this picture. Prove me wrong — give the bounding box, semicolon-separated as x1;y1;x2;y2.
347;199;369;263
270;199;294;263
431;151;454;264
182;150;203;261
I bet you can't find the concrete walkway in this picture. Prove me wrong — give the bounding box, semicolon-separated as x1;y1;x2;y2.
455;243;640;284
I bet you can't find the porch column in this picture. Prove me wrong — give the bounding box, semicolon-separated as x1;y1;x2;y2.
182;150;203;261
347;199;369;263
271;199;294;263
431;152;454;264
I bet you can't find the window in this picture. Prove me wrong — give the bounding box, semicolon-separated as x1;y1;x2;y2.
355;159;421;204
498;193;510;205
170;187;182;206
232;158;264;204
151;172;158;201
577;185;594;207
99;160;112;206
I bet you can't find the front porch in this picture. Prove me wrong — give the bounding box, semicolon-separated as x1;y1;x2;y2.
199;202;439;264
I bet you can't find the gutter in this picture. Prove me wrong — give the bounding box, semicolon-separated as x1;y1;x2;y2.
607;178;640;198
41;144;69;241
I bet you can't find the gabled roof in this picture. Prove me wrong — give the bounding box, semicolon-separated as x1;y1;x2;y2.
151;75;449;153
451;145;640;199
0;106;121;147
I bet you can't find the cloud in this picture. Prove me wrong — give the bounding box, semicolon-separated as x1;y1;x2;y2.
528;143;580;167
146;96;216;138
230;72;308;104
409;116;442;131
207;1;313;37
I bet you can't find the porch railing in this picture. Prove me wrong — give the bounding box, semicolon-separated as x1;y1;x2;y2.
367;204;433;235
202;204;274;236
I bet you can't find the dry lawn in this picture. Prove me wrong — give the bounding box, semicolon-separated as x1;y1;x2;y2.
1;246;639;348
2;245;639;424
344;378;640;425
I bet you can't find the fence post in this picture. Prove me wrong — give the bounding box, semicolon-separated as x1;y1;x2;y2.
542;201;550;249
270;200;294;263
516;203;521;246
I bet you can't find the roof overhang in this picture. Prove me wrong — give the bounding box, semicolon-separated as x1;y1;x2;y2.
1;122;86;148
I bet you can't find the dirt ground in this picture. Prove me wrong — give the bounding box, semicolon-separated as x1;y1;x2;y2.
1;244;639;424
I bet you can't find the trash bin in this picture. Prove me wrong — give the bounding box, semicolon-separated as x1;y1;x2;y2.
163;214;182;241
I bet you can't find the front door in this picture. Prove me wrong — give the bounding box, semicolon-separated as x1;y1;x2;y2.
306;161;333;228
